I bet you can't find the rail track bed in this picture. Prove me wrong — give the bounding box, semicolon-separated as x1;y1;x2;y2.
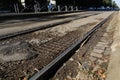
0;24;88;80
0;11;114;80
0;11;101;40
52;12;116;80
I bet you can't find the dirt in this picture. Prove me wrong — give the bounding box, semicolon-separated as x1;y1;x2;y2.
52;12;116;80
106;11;120;80
0;22;97;80
0;11;113;80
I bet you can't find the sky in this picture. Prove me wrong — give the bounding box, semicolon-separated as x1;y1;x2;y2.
113;0;120;7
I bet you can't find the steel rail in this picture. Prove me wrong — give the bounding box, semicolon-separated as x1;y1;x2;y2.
0;13;99;40
29;12;114;80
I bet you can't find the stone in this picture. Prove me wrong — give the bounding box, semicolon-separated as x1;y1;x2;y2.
93;47;105;54
101;37;107;41
97;59;104;65
69;58;74;61
82;62;90;70
76;49;79;53
108;39;113;44
104;48;111;56
92;65;100;73
98;42;109;45
67;75;72;79
90;52;102;58
100;38;109;44
96;43;104;47
89;56;97;61
96;42;108;47
103;33;108;37
93;41;110;54
95;45;106;50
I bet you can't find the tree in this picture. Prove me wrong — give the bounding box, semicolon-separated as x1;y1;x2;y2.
112;1;118;8
0;0;23;11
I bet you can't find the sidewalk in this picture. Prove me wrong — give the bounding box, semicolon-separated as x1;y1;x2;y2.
106;11;120;80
